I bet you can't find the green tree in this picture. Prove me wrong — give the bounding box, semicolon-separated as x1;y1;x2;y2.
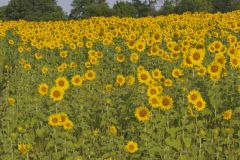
69;0;112;19
132;0;154;17
0;6;7;19
175;0;213;13
212;0;240;12
159;0;175;15
5;0;65;20
113;1;137;17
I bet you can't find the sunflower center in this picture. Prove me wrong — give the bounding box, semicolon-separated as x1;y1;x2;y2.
58;80;65;86
74;78;80;83
141;74;148;80
129;144;135;151
52;118;58;123
150;89;157;95
211;65;218;72
41;87;47;92
162;98;170;106
53;90;61;97
193;52;200;60
197;101;202;107
232;59;238;65
191;94;197;100
151;98;158;104
139;109;147;117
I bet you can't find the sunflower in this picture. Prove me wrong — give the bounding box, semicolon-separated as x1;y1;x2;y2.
135;41;146;52
58;112;69;124
105;84;113;92
24;64;31;71
135;106;151;122
63;120;74;130
116;54;125;63
116;74;125;86
48;114;61;126
41;67;49;74
108;125;117;135
159;95;173;110
35;53;43;60
8;97;15;106
193;97;206;112
230;55;240;68
84;70;96;81
147;85;159;97
148;95;160;108
130;53;139;63
172;68;184;78
223;109;232;120
60;50;68;58
207;62;222;76
38;83;48;96
164;79;173;87
126;75;135;85
55;77;69;90
189;48;205;66
125;141;138;153
137;70;151;84
50;87;64;102
151;69;162;80
71;75;83;87
187;89;201;104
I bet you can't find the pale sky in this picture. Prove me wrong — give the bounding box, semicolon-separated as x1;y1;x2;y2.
0;0;124;14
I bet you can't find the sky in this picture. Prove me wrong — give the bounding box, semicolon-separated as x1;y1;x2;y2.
0;0;124;14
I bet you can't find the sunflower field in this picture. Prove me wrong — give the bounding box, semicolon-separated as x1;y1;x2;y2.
0;11;240;160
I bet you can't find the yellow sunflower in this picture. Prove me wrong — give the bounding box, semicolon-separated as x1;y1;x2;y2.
223;109;232;120
187;90;201;104
38;83;48;96
48;114;62;126
55;77;69;90
63;120;74;130
50;87;64;102
125;141;138;153
159;95;173;110
137;70;151;84
135;106;151;122
84;70;96;81
193;97;206;112
116;74;125;86
148;95;160;108
71;75;83;87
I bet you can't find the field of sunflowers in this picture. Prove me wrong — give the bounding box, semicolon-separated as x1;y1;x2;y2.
0;10;240;160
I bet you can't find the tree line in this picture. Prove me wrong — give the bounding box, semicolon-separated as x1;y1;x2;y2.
0;0;240;20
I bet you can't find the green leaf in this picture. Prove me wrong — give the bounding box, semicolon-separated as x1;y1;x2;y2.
182;137;192;148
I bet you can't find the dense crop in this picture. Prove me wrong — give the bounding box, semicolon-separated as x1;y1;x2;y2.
0;11;240;160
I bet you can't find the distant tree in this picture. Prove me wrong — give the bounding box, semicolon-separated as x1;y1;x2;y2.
69;0;112;19
132;0;154;17
83;3;113;18
0;6;7;19
159;0;175;15
211;0;240;12
113;1;137;17
5;0;65;20
175;0;213;13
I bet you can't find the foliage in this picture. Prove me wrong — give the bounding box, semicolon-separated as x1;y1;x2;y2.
113;2;138;17
175;0;213;13
4;0;65;20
